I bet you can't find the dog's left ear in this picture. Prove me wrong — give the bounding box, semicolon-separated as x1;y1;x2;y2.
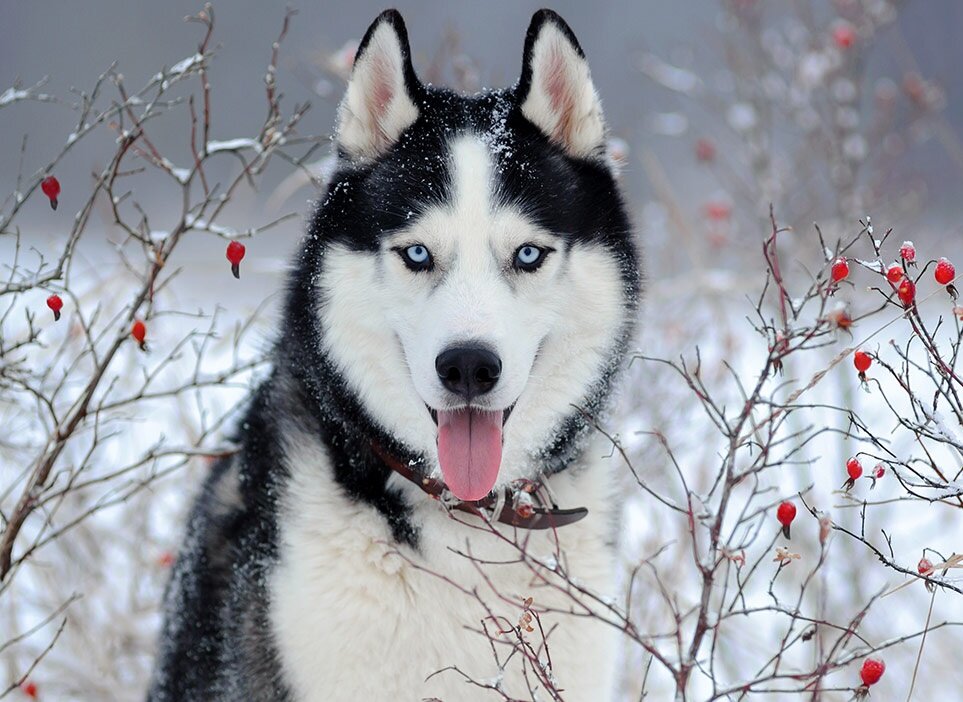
516;10;606;159
336;10;421;160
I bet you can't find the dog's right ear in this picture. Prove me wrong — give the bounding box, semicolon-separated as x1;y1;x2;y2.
335;10;421;160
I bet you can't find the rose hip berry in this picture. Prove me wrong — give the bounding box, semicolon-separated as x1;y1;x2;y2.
131;319;147;351
226;240;246;279
935;258;957;299
776;501;796;539
859;657;885;687
897;278;916;307
695;138;716;162
704;201;731;221
41;175;60;210
20;681;38;699
918;556;937;591
853;350;871;374
885;263;903;284
46;294;63;321
832;22;856;50
899;240;916;263
874;464;885;479
842;456;863;490
831;257;849;283
935;258;955;285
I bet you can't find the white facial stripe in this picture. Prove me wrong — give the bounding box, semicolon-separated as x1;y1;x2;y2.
450;137;493;222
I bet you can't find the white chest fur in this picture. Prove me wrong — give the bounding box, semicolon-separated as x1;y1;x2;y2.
270;434;620;701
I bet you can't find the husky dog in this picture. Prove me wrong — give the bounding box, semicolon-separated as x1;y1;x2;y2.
149;8;640;701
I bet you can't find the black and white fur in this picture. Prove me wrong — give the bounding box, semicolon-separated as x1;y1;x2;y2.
148;9;640;701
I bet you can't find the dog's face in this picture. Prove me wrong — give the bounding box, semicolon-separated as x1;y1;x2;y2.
307;10;639;500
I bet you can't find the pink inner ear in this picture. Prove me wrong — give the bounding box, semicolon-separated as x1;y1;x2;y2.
364;52;396;141
543;46;577;146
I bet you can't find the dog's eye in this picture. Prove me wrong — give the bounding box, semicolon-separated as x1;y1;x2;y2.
514;244;549;272
398;244;433;271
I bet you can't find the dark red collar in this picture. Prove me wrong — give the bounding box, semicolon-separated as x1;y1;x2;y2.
371;442;588;530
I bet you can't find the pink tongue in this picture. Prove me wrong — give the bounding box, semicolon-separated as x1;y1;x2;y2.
437;409;504;501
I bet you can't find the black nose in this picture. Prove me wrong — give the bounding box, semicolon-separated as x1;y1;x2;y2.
435;345;501;400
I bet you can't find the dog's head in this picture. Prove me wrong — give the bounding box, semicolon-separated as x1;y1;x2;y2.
294;10;639;501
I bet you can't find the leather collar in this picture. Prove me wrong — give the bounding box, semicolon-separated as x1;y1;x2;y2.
371;442;588;530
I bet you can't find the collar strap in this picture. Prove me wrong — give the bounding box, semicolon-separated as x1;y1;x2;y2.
371;441;588;530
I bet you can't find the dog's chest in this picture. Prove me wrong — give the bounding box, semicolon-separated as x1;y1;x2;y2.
269;449;618;701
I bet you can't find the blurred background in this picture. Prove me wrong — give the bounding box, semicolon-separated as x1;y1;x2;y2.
2;1;962;700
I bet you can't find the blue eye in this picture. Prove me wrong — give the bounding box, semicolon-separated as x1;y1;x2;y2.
406;245;429;263
514;244;548;271
398;244;432;271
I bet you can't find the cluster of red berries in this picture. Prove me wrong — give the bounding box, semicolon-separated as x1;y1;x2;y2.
831;241;956;333
888;242;956;306
839;457;887;491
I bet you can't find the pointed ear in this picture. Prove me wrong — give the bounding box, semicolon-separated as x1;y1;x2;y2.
517;10;606;159
336;10;421;160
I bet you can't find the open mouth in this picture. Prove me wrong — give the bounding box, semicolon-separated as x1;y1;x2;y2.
427;403;514;426
425;402;516;502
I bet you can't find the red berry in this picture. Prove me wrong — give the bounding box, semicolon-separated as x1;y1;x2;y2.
831;257;849;283
776;501;796;538
935;257;955;286
897;278;916;307
226;240;246;279
41;175;60;210
859;657;885;686
21;681;38;699
885;263;903;284
131;319;147;350
853;350;871;373
695;138;716;162
704;202;731;221
874;464;885;479
46;294;63;321
847;457;863;481
917;557;933;575
899;241;916;263
832;22;856;50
